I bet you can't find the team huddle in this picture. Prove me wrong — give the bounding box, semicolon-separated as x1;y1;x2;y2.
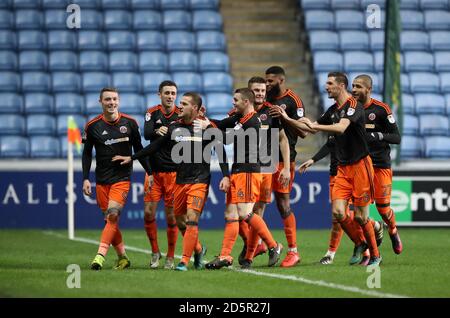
82;66;402;271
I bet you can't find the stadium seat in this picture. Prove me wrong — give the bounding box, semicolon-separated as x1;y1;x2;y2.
78;31;106;50
415;93;446;114
71;0;101;8
42;0;70;8
139;51;168;72
169;51;198;72
199;51;229;72
374;51;404;72
190;0;219;10
109;51;138;71
82;72;111;93
52;72;81;93
344;51;374;72
0;51;17;71
166;31;196;51
400;0;420;9
202;72;233;93
47;30;77;50
401;135;422;158
424;136;450;158
79;10;103;29
19;51;47;71
192;10;222;30
400;10;424;30
118;93;145;114
420;0;449;9
339;31;369;51
104;10;131;30
131;0;159;9
44;9;67;29
24;93;54;114
15;9;44;29
49;51;77;71
0;93;23;113
0;72;20;92
112;72;142;93
30;136;60;158
348;72;380;93
309;31;339;51
54;93;84;115
419;114;449;135
301;0;330;10
401;73;410;93
26;114;57;135
335;10;364;29
145;93;162;108
141;72;172;93
440;73;450;93
12;0;37;8
56;114;86;135
404;51;434;72
161;0;188;9
361;0;386;9
321;93;335;109
22;72;51;92
446;94;450;114
401;31;429;51
172;72;202;92
205;93;232;114
434;52;450;72
18;31;47;50
101;0;129;9
304;10;334;30
410;72;440;93
316;72;329;92
59;135;82;158
0;114;25;136
424;10;450;30
0;10;13;29
107;31;136;51
196;31;226;51
133;10;163;30
369;30;384;51
163;10;191;30
331;0;359;9
0;136;30;158
136;31;165;51
402;93;415;114
79;51;108;71
85;93;102;115
429;31;450;50
0;30;17;50
313;51;343;72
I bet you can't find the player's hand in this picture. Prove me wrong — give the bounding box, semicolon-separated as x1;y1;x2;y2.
278;167;290;188
193;118;210;132
299;159;314;174
112;155;132;165
156;126;168;136
82;179;92;196
269;105;287;120
219;176;230;193
145;174;154;193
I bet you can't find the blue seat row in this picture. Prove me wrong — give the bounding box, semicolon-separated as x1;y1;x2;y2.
401;136;450;159
301;0;450;10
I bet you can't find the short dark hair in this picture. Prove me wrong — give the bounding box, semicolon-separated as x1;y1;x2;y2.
248;76;266;87
354;74;373;88
100;87;119;100
327;72;348;88
183;92;202;109
265;66;285;76
158;80;177;93
235;87;255;104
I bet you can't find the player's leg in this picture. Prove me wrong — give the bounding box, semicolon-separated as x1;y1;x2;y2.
143;173;162;268
241;201;267;265
162;172;179;269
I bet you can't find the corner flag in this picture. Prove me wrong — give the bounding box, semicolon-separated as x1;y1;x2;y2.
67;116;82;154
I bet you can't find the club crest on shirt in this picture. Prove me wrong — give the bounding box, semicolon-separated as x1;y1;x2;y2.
297;108;304;117
387;114;396;124
346;108;355;116
259;114;268;121
145;112;151;121
237;190;244;199
119;126;128;134
279;104;287;110
368;113;376;121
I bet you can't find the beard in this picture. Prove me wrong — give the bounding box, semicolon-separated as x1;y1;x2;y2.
266;84;281;102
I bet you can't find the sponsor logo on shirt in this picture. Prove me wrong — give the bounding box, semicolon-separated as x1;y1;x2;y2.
104;137;129;145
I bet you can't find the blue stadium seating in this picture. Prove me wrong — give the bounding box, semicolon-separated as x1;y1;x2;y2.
316;72;329;92
80;10;103;29
26;114;56;135
15;9;44;29
44;9;67;29
130;113;145;135
420;0;449;10
429;31;450;50
107;31;136;51
0;114;26;135
193;10;222;30
419;114;449;135
145;94;162;108
410;72;440;93
369;30;384;51
374;51;404;72
361;0;386;9
401;31;429;50
118;93;145;114
161;0;188;10
22;72;51;92
24;93;53;114
42;0;70;8
415;93;446;114
190;0;219;10
401;73;410;93
344;51;374;72
0;136;30;158
79;51;108;71
19;51;47;71
340;31;369;50
0;93;23;113
85;93;101;115
47;30;77;50
104;10;132;30
139;51;168;72
313;51;343;71
404;51;434;72
136;31;165;51
205;93;232;115
424;10;450;30
18;31;47;50
401;135;423;158
440;73;450;93
304;10;334;30
0;72;20;92
400;10;424;29
199;51;229;72
166;31;196;51
0;30;16;50
169;51;198;71
301;0;331;10
400;0;420;10
141;72;172;93
54;93;84;115
109;52;138;71
202;72;233;93
402;93;415;114
131;0;160;9
30;136;60;158
0;10;13;29
446;94;450;114
13;0;38;9
434;52;450;72
49;51;78;71
0;51;17;71
70;0;101;8
172;72;202;92
101;0;129;9
425;136;450;158
335;10;364;29
82;72;111;93
56;114;86;135
321;93;335;109
78;31;106;50
52;72;81;93
163;10;191;30
331;0;360;9
309;31;339;51
196;31;226;51
133;10;163;30
112;72;142;92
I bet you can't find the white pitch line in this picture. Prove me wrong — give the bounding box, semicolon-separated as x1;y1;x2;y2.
43;231;409;298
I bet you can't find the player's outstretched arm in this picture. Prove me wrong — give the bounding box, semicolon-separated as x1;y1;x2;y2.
310;118;350;135
81;137;93;195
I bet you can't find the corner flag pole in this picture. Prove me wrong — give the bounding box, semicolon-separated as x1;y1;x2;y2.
67;136;75;240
